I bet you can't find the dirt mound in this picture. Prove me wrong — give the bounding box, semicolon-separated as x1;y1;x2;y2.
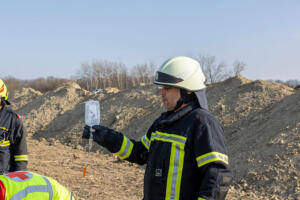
226;91;300;199
104;87;120;94
27;138;144;200
208;76;294;126
9;87;43;111
8;76;300;199
32;84;161;152
18;82;90;136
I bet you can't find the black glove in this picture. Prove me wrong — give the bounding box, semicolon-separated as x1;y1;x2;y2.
82;125;109;143
82;125;121;152
82;125;93;139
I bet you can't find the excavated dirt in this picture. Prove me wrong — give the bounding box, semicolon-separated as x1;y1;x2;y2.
8;76;300;200
9;87;43;111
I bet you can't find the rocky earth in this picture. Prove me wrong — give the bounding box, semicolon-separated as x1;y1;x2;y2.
8;75;300;200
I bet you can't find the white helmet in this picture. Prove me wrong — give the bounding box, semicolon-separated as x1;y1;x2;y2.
154;56;206;91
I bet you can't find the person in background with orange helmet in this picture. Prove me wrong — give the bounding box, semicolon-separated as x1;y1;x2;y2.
0;79;28;174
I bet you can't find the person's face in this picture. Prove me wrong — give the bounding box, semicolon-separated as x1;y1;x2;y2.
158;86;181;111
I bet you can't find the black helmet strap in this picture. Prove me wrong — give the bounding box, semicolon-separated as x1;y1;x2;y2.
0;97;10;106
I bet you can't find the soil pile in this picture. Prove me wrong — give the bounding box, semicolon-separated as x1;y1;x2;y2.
27;139;144;200
9;87;43;111
207;75;294;126
16;82;90;136
8;76;300;200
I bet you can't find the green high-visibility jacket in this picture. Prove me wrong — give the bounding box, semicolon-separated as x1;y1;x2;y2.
0;171;74;200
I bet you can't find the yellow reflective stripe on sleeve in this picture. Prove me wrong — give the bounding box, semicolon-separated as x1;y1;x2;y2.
165;143;185;200
0;140;10;147
114;136;134;160
14;155;28;161
0;126;8;131
196;152;228;168
198;198;205;200
141;135;150;150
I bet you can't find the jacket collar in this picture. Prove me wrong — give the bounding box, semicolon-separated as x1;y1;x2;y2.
158;100;199;127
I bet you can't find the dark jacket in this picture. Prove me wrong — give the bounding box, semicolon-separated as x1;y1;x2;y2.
0;106;28;174
98;101;232;200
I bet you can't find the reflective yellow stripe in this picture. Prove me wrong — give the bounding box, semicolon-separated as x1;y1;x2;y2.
176;144;185;198
141;135;150;150
196;152;228;168
0;140;10;147
165;142;185;200
114;136;134;160
198;198;205;200
166;143;176;200
155;131;187;141
10;176;53;200
151;131;186;146
2;171;71;200
14;155;28;161
0;126;8;131
150;131;187;199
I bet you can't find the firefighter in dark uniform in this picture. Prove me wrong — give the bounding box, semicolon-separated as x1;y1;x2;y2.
83;56;232;200
0;79;28;174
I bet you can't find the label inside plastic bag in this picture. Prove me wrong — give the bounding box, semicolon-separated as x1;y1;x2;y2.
85;100;100;126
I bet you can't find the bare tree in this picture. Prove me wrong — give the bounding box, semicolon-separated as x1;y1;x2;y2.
132;64;147;84
92;62;101;90
75;62;94;91
3;76;69;93
25;76;69;92
131;62;156;86
196;55;230;84
73;60;157;91
2;77;21;92
145;62;157;84
233;60;246;76
116;63;128;90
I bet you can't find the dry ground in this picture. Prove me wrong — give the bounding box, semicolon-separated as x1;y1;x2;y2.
9;76;300;199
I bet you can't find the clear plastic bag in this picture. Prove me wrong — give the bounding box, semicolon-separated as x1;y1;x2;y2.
85;100;100;152
85;100;100;126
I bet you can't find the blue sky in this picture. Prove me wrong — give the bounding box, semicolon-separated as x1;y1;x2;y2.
0;1;300;81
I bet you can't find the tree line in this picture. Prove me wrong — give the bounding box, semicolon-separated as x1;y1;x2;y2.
73;56;247;91
1;56;247;93
5;55;299;94
72;60;156;91
271;79;300;86
2;76;69;93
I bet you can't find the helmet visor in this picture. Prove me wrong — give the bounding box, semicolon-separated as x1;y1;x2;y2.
154;71;183;84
